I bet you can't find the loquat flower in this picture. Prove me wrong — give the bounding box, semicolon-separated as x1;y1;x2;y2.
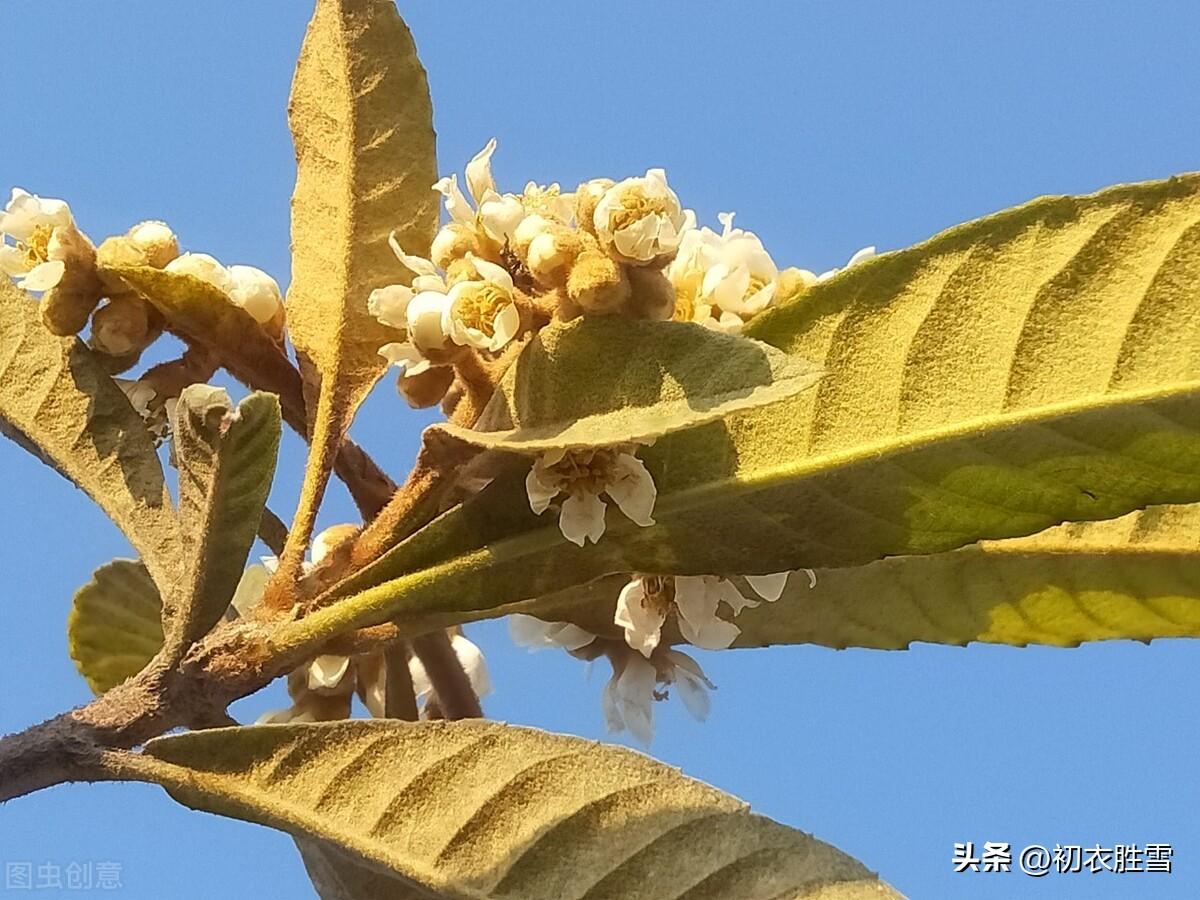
614;572;793;656
525;444;656;546
0;188;77;291
592;169;693;265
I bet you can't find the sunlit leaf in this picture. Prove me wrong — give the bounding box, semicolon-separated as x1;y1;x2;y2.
436;317;823;452
0;278;181;594
168;386;280;653
67;560;163;695
144;721;902;899
311;175;1200;637
281;0;438;565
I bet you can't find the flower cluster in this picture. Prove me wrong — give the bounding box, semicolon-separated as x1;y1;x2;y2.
509;567;817;742
370;140;876;414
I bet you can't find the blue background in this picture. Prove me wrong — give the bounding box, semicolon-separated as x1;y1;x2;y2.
1;2;1198;897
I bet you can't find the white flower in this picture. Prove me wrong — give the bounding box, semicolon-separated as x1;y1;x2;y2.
227;264;283;325
443;255;520;351
520;180;575;224
509;614;597;652
615;572;793;656
603;646;715;745
666;212;779;332
526;445;656;546
409;634;492;706
435;139;528;245
0;188;75;291
592;168;692;264
165;252;233;293
700;213;779;316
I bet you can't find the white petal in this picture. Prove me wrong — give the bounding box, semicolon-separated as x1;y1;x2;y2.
18;260;65;292
674;576;740;651
0;244;30;276
478;193;526;243
408;654;432;701
663;649;714;722
488;302;520;351
464;138;498;205
558;492;606;546
260;555;280;574
377;341;424;370
846;245;877;268
227;264;282;324
406;291;452;352
388;231;440;277
604;453;656;527
367;284;416;329
514;214;553;246
307;654;351;692
451;634;492;698
508;614;596;651
614;578;665;658
433;174;475;224
613;654;657;744
525;461;560;515
745;572;789;602
462;254;513;293
716;578;759;615
166;252;231;292
803;568;818;588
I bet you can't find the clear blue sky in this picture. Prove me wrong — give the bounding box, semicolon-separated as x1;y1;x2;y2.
2;2;1198;898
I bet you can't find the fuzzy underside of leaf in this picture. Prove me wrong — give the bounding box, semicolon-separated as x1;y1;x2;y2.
313;175;1200;641
169;386;280;651
68;560;163;695
144;721;903;900
0;278;181;594
280;0;439;570
435;317;824;452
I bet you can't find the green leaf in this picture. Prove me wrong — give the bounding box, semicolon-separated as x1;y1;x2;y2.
304;174;1200;638
0;279;181;595
281;0;439;563
168;386;280;654
435;317;823;452
105;265;308;431
730;504;1200;650
68;560;163;695
143;721;902;899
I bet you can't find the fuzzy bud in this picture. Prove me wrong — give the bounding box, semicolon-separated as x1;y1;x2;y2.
574;178;614;237
40;222;104;335
566;249;630;315
90;293;159;357
626;266;676;320
165;252;233;293
398;363;455;409
127;220;179;268
526;227;584;288
227;264;283;326
430;223;481;270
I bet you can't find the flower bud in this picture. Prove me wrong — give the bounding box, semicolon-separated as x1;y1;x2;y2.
574;178;614;237
626;266;676;320
165;252;233;293
227;264;283;325
566;249;630;315
398;363;455;409
40;222;104;335
127;220;179;268
430;223;481;270
90;293;159;356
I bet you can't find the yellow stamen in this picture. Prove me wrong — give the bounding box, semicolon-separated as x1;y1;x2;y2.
452;282;509;337
23;224;54;268
608;188;670;233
